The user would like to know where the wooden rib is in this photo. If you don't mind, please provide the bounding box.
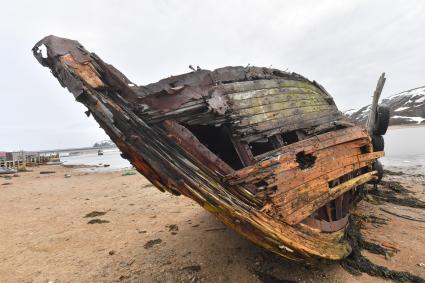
[284,171,378,225]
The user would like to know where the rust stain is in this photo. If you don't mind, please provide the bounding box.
[60,54,104,89]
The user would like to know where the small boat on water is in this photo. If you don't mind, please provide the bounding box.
[33,36,388,262]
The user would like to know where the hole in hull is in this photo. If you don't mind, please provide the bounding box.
[183,124,244,170]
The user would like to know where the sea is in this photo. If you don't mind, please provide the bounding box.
[60,148,131,172]
[381,126,425,175]
[60,127,425,174]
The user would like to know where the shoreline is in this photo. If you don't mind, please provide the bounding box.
[388,124,425,130]
[1,164,424,282]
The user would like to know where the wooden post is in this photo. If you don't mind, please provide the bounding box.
[367,73,386,133]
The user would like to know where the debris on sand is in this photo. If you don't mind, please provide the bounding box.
[353,213,388,227]
[87,219,110,224]
[109,250,115,255]
[40,171,56,174]
[84,211,107,218]
[1,183,12,186]
[380,208,425,223]
[144,239,162,249]
[384,170,406,176]
[181,265,201,273]
[367,181,425,209]
[341,182,425,282]
[255,270,297,283]
[205,227,226,232]
[122,171,136,176]
[342,217,424,283]
[166,224,179,232]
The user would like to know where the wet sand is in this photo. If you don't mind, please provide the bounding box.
[1,165,425,282]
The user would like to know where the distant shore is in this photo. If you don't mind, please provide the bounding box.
[388,123,425,130]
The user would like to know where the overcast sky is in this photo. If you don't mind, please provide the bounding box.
[1,0,424,151]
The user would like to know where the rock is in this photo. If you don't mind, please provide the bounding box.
[109,250,115,255]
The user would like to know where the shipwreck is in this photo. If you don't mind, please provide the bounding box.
[33,36,389,262]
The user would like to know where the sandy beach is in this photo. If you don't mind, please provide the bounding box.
[1,165,425,282]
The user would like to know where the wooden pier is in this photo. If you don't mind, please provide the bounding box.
[0,151,59,170]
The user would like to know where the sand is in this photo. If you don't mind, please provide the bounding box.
[1,165,425,282]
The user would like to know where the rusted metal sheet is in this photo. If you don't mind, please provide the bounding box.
[33,35,386,262]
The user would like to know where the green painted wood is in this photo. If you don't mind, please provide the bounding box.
[234,100,328,117]
[223,79,323,98]
[238,104,335,126]
[228,90,325,110]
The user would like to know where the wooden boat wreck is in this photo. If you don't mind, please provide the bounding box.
[33,35,388,262]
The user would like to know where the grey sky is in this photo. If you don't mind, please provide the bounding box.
[1,0,424,151]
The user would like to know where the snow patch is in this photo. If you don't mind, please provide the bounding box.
[392,115,425,124]
[344,109,357,115]
[415,96,425,103]
[394,107,408,112]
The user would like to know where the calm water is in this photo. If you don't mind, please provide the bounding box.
[381,127,425,174]
[60,127,425,174]
[60,149,131,172]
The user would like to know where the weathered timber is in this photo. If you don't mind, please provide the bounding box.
[285,171,378,225]
[33,35,385,262]
[367,73,386,133]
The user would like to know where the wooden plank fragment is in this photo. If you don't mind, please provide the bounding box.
[270,143,366,193]
[284,171,378,225]
[275,158,378,209]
